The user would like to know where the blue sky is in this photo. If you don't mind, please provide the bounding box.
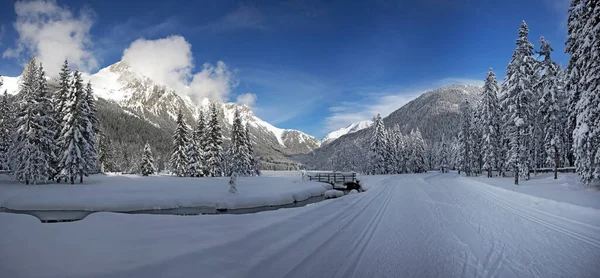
[0,0,570,138]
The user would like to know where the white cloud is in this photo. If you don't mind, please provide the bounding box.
[201,4,267,33]
[122,36,192,90]
[3,0,97,77]
[236,93,257,107]
[189,61,236,103]
[122,36,237,103]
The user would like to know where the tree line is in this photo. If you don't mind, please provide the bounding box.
[141,105,261,177]
[457,6,598,186]
[0,59,98,184]
[333,1,598,186]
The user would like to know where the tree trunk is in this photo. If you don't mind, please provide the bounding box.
[514,168,519,185]
[488,168,492,178]
[70,176,74,184]
[554,145,559,180]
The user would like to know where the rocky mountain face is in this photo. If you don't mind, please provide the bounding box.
[296,84,482,170]
[1,62,320,171]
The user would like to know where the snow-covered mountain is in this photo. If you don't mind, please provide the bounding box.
[89,61,319,152]
[297,84,482,170]
[322,120,373,145]
[1,62,320,170]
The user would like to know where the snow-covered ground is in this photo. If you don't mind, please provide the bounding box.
[0,174,330,212]
[1,173,598,278]
[470,172,600,210]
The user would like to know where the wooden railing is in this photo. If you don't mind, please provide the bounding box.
[306,171,357,184]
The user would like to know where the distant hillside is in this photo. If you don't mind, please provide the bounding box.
[296,84,481,170]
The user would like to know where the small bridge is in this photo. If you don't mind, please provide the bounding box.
[305,171,357,184]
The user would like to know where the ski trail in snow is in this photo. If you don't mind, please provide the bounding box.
[468,181,600,248]
[7,174,598,278]
[332,180,395,278]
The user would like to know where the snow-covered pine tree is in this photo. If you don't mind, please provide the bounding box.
[480,68,501,177]
[97,131,116,173]
[195,110,208,175]
[385,127,398,174]
[170,109,189,177]
[470,103,483,176]
[458,99,473,176]
[410,129,427,173]
[53,59,71,179]
[206,103,223,177]
[569,0,600,184]
[57,70,89,184]
[501,21,537,185]
[244,124,261,176]
[140,142,156,176]
[229,172,237,193]
[390,124,404,174]
[187,114,203,177]
[54,59,70,134]
[536,37,564,179]
[0,90,10,171]
[36,63,58,181]
[440,134,449,173]
[565,0,589,168]
[230,108,251,176]
[11,59,56,184]
[369,114,387,175]
[81,81,98,178]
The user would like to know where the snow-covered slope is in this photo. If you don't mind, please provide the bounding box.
[1,62,320,170]
[302,84,482,169]
[87,61,319,155]
[321,120,373,145]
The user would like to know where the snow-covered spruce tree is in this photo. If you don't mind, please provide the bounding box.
[187,119,203,177]
[501,21,537,185]
[565,0,590,168]
[536,37,564,179]
[53,59,71,179]
[229,172,237,193]
[569,0,600,184]
[170,109,189,177]
[369,114,387,175]
[385,127,398,174]
[11,60,57,184]
[439,134,449,173]
[244,124,261,176]
[206,103,223,177]
[140,142,156,176]
[97,131,116,173]
[480,68,501,177]
[230,108,251,176]
[390,124,404,174]
[410,129,427,173]
[470,103,483,176]
[458,99,473,176]
[81,81,98,177]
[0,90,11,171]
[57,70,90,184]
[195,110,208,175]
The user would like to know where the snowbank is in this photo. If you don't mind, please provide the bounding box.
[470,173,600,210]
[324,189,344,199]
[0,174,330,212]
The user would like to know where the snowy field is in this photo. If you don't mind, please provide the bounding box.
[1,173,599,278]
[0,173,332,213]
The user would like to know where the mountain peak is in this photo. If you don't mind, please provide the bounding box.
[322,120,373,145]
